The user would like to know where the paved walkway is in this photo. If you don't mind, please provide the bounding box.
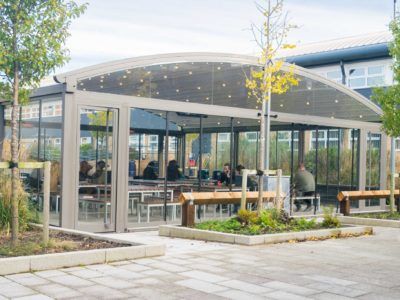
[1,227,400,299]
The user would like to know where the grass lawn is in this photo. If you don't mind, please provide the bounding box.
[195,208,341,235]
[0,226,127,258]
[353,211,400,220]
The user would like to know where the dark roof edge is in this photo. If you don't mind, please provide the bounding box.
[284,43,390,68]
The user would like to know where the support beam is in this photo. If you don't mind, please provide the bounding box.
[358,129,368,210]
[380,133,388,209]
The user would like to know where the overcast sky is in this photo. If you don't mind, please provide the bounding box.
[58,0,394,73]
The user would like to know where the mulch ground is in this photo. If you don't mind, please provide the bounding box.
[0,226,128,258]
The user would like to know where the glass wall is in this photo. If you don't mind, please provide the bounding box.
[2,96,63,226]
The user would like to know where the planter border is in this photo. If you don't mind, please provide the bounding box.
[338,216,400,228]
[159,225,373,246]
[0,225,165,276]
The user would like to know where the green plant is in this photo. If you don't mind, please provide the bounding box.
[0,171,32,232]
[294,217,317,231]
[237,209,258,225]
[322,206,341,228]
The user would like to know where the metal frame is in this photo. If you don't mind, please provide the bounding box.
[18,52,388,232]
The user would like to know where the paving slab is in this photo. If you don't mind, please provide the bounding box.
[2,227,400,299]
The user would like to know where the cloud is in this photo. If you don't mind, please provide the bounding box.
[55,0,392,74]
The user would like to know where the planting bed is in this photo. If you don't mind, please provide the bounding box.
[0,226,165,275]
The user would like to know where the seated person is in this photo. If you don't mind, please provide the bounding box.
[293,163,315,211]
[90,160,106,184]
[234,165,257,191]
[219,163,234,186]
[167,160,182,181]
[143,161,158,180]
[79,161,93,182]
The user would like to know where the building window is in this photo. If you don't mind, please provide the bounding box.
[348,65,385,88]
[218,133,230,142]
[326,70,342,84]
[245,132,258,142]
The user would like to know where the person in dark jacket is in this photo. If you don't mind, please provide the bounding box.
[167,160,182,181]
[143,161,158,180]
[293,162,315,211]
[219,163,234,186]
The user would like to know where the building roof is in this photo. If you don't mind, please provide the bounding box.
[54,52,382,127]
[279,31,392,59]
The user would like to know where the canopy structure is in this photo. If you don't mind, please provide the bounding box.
[55,52,382,131]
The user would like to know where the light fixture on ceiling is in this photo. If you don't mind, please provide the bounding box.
[306,101,310,106]
[156,91,160,95]
[174,65,179,69]
[359,115,363,119]
[119,82,123,86]
[80,82,84,86]
[188,71,193,75]
[280,103,284,107]
[222,83,226,87]
[228,94,232,98]
[100,79,103,83]
[205,97,209,100]
[100,75,104,79]
[334,99,339,103]
[217,66,221,70]
[163,75,168,79]
[217,122,221,125]
[147,71,151,74]
[140,79,144,83]
[123,75,127,79]
[237,121,241,124]
[126,70,131,74]
[176,89,180,93]
[100,85,103,89]
[197,86,201,90]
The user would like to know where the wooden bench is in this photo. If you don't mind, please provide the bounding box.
[337,190,400,215]
[179,191,278,227]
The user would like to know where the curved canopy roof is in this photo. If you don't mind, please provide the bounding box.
[55,52,382,123]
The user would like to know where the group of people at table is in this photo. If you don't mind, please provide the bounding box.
[79,158,316,213]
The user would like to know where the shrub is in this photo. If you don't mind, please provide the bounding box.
[293,217,317,231]
[322,206,341,228]
[237,209,258,225]
[0,171,32,232]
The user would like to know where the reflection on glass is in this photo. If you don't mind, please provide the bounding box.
[78,108,115,230]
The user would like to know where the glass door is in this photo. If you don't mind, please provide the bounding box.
[77,107,118,232]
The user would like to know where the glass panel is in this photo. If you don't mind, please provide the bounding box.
[78,107,116,231]
[368,66,383,75]
[238,131,258,170]
[367,76,384,87]
[349,68,365,77]
[349,77,366,88]
[40,98,63,226]
[327,70,341,79]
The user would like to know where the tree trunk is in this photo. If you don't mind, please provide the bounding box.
[11,30,20,245]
